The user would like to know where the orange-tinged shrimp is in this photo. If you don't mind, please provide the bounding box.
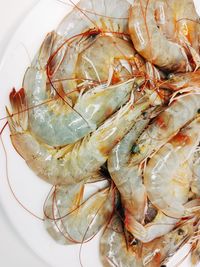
[129,92,200,166]
[129,0,191,72]
[100,214,143,267]
[144,117,200,218]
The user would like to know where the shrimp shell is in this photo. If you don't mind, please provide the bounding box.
[100,214,143,267]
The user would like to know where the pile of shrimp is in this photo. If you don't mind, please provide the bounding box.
[5,0,200,266]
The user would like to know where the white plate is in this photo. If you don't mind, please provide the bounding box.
[0,0,199,267]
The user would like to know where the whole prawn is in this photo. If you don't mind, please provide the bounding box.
[128,162,192,243]
[7,87,150,185]
[144,117,200,218]
[44,180,115,245]
[24,32,138,147]
[128,0,200,72]
[129,91,200,166]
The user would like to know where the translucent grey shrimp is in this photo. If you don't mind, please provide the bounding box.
[100,214,143,267]
[57,0,131,38]
[130,92,200,166]
[144,118,200,218]
[7,88,150,185]
[44,181,115,245]
[108,110,153,227]
[24,32,136,147]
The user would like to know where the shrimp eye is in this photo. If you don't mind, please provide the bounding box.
[178,228,184,235]
[160,265,167,267]
[131,144,140,154]
[167,73,175,80]
[197,108,200,114]
[131,239,139,245]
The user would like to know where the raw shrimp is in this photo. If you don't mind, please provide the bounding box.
[75,35,143,84]
[128,0,191,72]
[144,118,200,218]
[130,92,200,166]
[128,162,192,243]
[7,88,150,185]
[142,217,197,267]
[57,0,131,39]
[131,210,178,244]
[191,148,200,197]
[44,181,115,244]
[171,0,200,69]
[24,32,137,147]
[100,214,142,267]
[108,110,153,225]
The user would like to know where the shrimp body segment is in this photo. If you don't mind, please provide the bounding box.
[191,149,200,197]
[100,215,142,267]
[57,0,131,38]
[7,88,150,185]
[144,118,200,218]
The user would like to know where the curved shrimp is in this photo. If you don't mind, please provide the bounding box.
[108,109,154,226]
[24,32,137,147]
[44,181,115,245]
[128,0,191,72]
[191,148,200,197]
[100,214,143,267]
[57,0,131,39]
[75,35,143,84]
[127,161,192,243]
[171,0,200,69]
[129,92,200,166]
[142,217,198,267]
[7,88,150,185]
[144,117,200,218]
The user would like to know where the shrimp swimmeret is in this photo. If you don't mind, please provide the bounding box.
[7,88,150,185]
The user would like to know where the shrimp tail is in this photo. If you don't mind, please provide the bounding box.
[6,88,28,134]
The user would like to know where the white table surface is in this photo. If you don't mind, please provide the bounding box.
[0,2,48,266]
